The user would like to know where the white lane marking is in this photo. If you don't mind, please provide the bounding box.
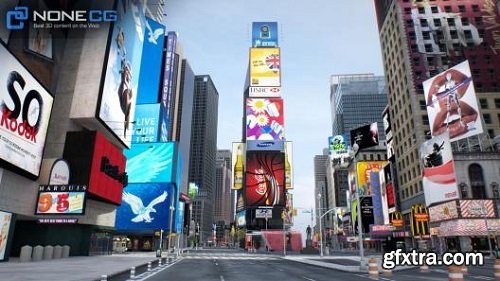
[278,268,284,272]
[137,258,183,281]
[470,276,494,280]
[379,277,395,281]
[302,277,315,281]
[220,275,225,281]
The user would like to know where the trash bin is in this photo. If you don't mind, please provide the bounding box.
[156,249,162,258]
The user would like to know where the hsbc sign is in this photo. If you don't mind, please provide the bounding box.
[249,86,281,97]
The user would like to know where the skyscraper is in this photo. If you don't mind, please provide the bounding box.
[178,59,195,194]
[330,74,388,143]
[215,150,233,225]
[314,151,330,229]
[189,75,219,242]
[374,0,500,214]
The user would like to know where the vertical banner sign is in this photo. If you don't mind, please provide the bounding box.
[371,171,384,225]
[98,0,145,147]
[0,44,54,177]
[420,132,459,206]
[383,164,396,213]
[378,169,390,225]
[423,60,483,142]
[284,141,293,189]
[132,104,161,143]
[382,109,394,159]
[161,32,177,120]
[231,143,245,190]
[410,204,429,237]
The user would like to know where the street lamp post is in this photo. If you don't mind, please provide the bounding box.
[318,193,324,257]
[168,205,175,258]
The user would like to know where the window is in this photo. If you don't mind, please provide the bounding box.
[472,5,480,12]
[423,31,431,40]
[424,44,433,52]
[404,7,412,14]
[422,115,429,125]
[447,18,456,26]
[464,30,472,39]
[431,6,438,13]
[458,5,466,12]
[487,129,495,138]
[461,18,469,26]
[419,100,427,110]
[450,30,458,39]
[479,98,488,109]
[420,19,428,27]
[494,98,500,108]
[476,17,483,25]
[469,164,486,199]
[418,7,425,14]
[444,6,452,13]
[483,113,491,124]
[409,31,416,40]
[434,18,441,27]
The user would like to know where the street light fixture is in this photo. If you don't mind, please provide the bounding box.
[168,205,175,258]
[317,193,323,257]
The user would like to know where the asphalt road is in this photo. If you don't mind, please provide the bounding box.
[139,249,497,281]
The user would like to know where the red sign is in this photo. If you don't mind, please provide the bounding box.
[180,192,191,203]
[414,213,429,222]
[386,182,395,209]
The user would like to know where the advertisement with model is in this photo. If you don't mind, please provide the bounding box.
[249,48,280,87]
[98,0,145,147]
[0,44,54,177]
[115,183,173,231]
[350,122,379,155]
[423,60,483,142]
[0,210,12,261]
[125,142,175,184]
[420,132,459,206]
[246,98,284,141]
[252,22,278,48]
[245,151,285,207]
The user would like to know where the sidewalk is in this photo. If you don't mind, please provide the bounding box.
[0,252,171,281]
[283,254,415,273]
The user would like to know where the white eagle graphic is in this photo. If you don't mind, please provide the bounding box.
[145,19,164,45]
[122,191,168,223]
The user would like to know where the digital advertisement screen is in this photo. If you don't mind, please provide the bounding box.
[0,210,12,261]
[132,104,162,144]
[98,0,145,147]
[245,152,285,207]
[328,135,349,158]
[231,143,245,190]
[0,44,54,177]
[249,48,280,87]
[115,183,174,231]
[350,122,379,154]
[356,161,387,196]
[125,142,175,184]
[252,22,278,48]
[35,185,87,215]
[246,98,284,141]
[237,211,246,227]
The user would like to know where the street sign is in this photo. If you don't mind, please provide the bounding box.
[256,208,273,219]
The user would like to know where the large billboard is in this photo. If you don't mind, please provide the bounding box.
[378,170,390,225]
[420,133,459,206]
[136,18,165,104]
[371,171,384,225]
[245,152,285,207]
[423,60,483,142]
[383,164,396,213]
[115,183,174,231]
[0,44,54,177]
[382,109,394,159]
[429,200,459,223]
[132,104,162,144]
[350,123,379,155]
[356,161,387,196]
[285,141,293,189]
[35,185,87,215]
[231,143,245,190]
[125,142,175,184]
[329,135,349,158]
[252,22,278,48]
[0,210,12,261]
[249,48,281,87]
[246,98,284,141]
[98,0,145,147]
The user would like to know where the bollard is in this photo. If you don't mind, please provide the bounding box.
[380,268,392,276]
[130,267,136,279]
[19,245,32,262]
[461,265,467,275]
[158,258,162,266]
[368,258,379,277]
[147,261,152,272]
[494,259,500,280]
[100,275,107,281]
[448,265,464,281]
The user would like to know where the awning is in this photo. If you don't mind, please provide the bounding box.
[439,219,500,237]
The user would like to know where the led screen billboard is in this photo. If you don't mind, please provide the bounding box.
[356,161,387,196]
[423,60,483,142]
[0,210,12,261]
[246,98,284,141]
[35,185,87,215]
[98,0,145,147]
[176,201,185,233]
[245,152,285,207]
[161,32,178,122]
[0,44,54,177]
[382,109,394,159]
[237,210,246,227]
[136,18,165,104]
[231,143,245,190]
[125,142,175,184]
[252,22,278,48]
[132,104,162,144]
[328,135,349,158]
[115,183,174,231]
[420,133,459,206]
[371,172,384,225]
[350,123,379,155]
[250,48,280,87]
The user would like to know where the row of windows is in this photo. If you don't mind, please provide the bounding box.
[480,99,500,109]
[406,4,481,15]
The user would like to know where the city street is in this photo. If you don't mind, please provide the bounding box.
[134,249,498,281]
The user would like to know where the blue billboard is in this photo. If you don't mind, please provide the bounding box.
[115,183,174,231]
[370,172,383,226]
[252,22,278,48]
[132,104,161,143]
[125,142,175,183]
[175,201,185,233]
[136,18,165,104]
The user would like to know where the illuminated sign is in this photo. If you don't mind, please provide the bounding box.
[246,98,284,141]
[250,48,280,87]
[35,184,87,215]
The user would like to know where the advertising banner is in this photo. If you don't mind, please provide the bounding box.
[255,208,273,219]
[115,183,174,231]
[328,135,349,158]
[429,200,459,223]
[285,141,293,189]
[246,140,284,151]
[237,211,246,227]
[410,204,429,237]
[125,142,175,184]
[423,60,483,142]
[161,32,178,120]
[252,22,278,48]
[371,171,384,225]
[378,170,389,225]
[383,164,396,213]
[350,123,379,155]
[136,18,165,104]
[132,104,161,144]
[36,185,87,215]
[188,182,198,199]
[231,143,245,190]
[0,210,12,261]
[356,161,387,196]
[0,44,54,177]
[98,0,145,147]
[420,133,459,206]
[176,201,185,233]
[246,98,284,141]
[236,190,245,211]
[245,152,285,207]
[460,200,495,218]
[249,86,281,97]
[382,109,394,159]
[250,48,280,87]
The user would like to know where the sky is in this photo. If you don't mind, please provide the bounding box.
[166,0,385,234]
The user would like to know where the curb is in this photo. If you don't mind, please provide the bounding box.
[93,256,176,281]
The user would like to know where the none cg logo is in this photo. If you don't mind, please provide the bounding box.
[6,6,117,30]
